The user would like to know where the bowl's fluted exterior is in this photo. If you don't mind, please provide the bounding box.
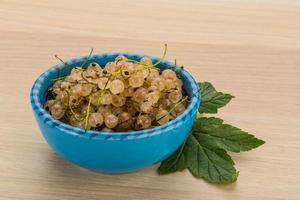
[30,53,201,173]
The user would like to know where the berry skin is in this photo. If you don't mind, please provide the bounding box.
[136,69,149,79]
[60,81,72,90]
[88,113,104,127]
[100,91,112,105]
[162,69,177,80]
[115,55,128,63]
[104,114,119,128]
[128,73,144,88]
[97,105,112,117]
[168,90,182,103]
[132,87,147,103]
[146,91,160,104]
[55,91,68,105]
[140,101,154,113]
[156,109,170,125]
[69,113,84,126]
[140,57,152,65]
[110,79,125,94]
[159,98,172,110]
[70,67,84,81]
[136,115,152,130]
[123,87,134,97]
[117,112,132,130]
[171,104,186,117]
[151,77,165,91]
[72,84,93,97]
[97,77,111,90]
[50,102,66,119]
[147,68,160,82]
[89,91,100,106]
[164,79,175,90]
[44,100,56,111]
[111,94,126,107]
[105,62,119,74]
[69,95,79,106]
[81,104,95,116]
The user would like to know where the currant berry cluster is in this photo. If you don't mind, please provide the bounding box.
[45,55,187,132]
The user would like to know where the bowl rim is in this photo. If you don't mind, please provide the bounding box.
[30,53,201,140]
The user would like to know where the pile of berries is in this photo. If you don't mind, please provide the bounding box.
[44,56,187,132]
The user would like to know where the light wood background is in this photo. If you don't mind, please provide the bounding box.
[1,0,300,199]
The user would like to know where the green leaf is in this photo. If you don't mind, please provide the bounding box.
[158,144,187,175]
[198,82,234,113]
[185,134,238,183]
[193,117,266,152]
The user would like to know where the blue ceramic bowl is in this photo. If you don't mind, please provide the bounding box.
[30,53,201,173]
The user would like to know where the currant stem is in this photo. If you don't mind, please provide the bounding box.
[80,48,94,68]
[84,98,92,130]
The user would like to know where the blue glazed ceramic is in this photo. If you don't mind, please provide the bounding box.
[30,53,201,173]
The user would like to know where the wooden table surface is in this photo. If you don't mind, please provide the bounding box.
[1,0,300,199]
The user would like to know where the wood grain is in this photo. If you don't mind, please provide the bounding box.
[0,0,300,199]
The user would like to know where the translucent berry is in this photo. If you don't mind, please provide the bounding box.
[104,114,119,128]
[140,57,152,65]
[123,87,134,97]
[136,115,152,130]
[147,85,159,93]
[117,112,132,130]
[50,102,66,119]
[44,100,56,111]
[111,94,126,107]
[156,109,170,125]
[164,79,175,90]
[140,101,154,113]
[128,73,144,88]
[104,62,119,74]
[88,113,104,127]
[132,87,147,103]
[81,104,95,116]
[115,55,128,63]
[70,67,84,81]
[159,98,172,110]
[55,91,68,105]
[97,105,112,117]
[146,91,160,104]
[87,63,102,74]
[136,69,149,79]
[126,101,139,116]
[111,106,124,116]
[69,113,84,126]
[121,69,131,78]
[147,68,160,82]
[73,120,88,129]
[168,90,182,103]
[89,91,100,106]
[151,77,165,91]
[171,104,185,117]
[110,79,125,94]
[97,77,111,90]
[162,69,177,80]
[60,81,72,90]
[100,91,112,105]
[69,95,79,106]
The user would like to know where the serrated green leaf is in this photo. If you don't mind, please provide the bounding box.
[198,82,234,113]
[193,117,265,152]
[158,144,187,175]
[185,134,238,183]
